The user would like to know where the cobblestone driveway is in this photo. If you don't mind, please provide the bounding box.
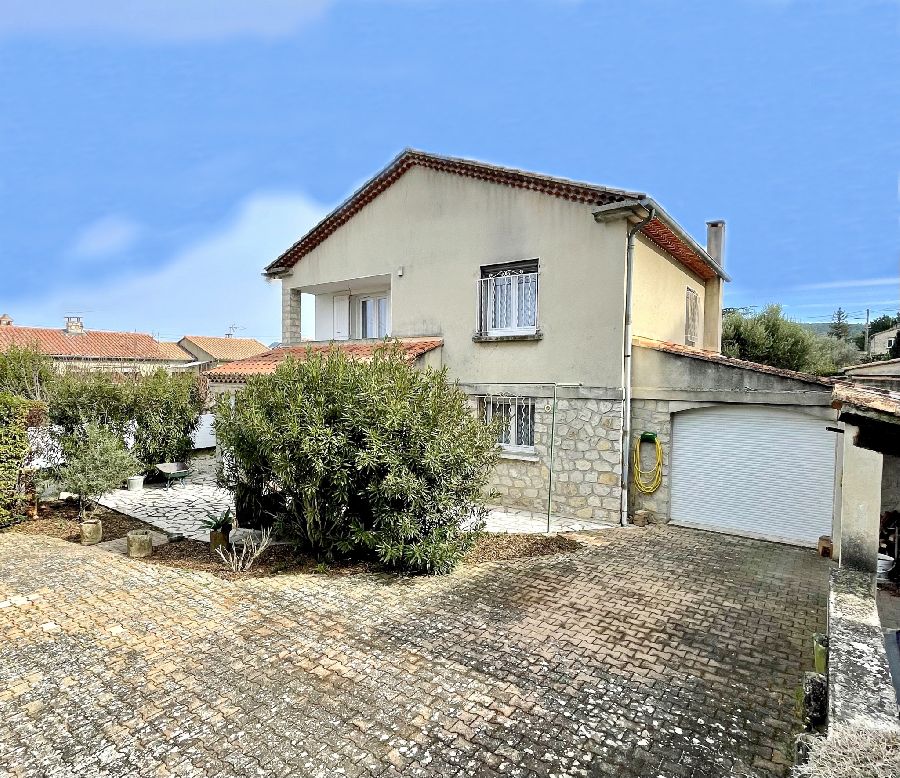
[0,527,828,777]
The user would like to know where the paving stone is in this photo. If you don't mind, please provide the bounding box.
[0,526,829,777]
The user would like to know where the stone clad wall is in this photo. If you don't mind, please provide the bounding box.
[629,400,672,520]
[485,397,623,524]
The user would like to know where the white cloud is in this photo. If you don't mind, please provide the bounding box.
[794,276,899,291]
[13,192,326,344]
[70,215,142,259]
[0,0,334,42]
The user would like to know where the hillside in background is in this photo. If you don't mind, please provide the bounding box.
[801,322,866,338]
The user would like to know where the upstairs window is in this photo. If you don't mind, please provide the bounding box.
[358,293,389,338]
[480,395,536,453]
[477,260,539,337]
[685,287,700,347]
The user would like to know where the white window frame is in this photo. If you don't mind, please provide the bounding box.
[888,338,895,349]
[480,395,536,454]
[477,263,539,337]
[685,287,700,347]
[357,293,390,339]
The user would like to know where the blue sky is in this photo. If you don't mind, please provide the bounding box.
[1,0,897,344]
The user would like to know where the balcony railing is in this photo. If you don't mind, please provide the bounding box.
[476,271,539,337]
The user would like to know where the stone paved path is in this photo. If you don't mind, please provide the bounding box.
[98,454,613,539]
[98,454,231,542]
[0,526,828,777]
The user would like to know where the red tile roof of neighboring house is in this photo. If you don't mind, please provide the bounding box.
[179,336,269,362]
[832,382,900,420]
[843,356,900,373]
[206,338,443,382]
[0,324,169,361]
[156,341,195,361]
[263,149,721,281]
[633,336,834,386]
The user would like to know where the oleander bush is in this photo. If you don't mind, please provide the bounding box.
[214,342,498,574]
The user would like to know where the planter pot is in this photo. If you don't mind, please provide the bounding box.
[126,475,145,492]
[127,530,153,559]
[80,519,102,545]
[209,527,231,557]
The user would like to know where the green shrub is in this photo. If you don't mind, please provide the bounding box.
[58,423,140,516]
[214,342,498,574]
[0,345,55,401]
[129,370,204,466]
[48,369,203,470]
[0,393,30,526]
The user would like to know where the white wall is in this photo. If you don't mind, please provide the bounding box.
[283,166,631,388]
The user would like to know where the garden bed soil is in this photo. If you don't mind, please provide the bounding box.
[2,501,156,543]
[463,532,583,564]
[145,531,585,580]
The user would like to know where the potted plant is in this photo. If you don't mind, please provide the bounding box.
[201,507,233,556]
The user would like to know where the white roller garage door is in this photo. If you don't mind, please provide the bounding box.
[670,405,835,546]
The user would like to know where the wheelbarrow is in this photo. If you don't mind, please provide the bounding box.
[156,462,192,489]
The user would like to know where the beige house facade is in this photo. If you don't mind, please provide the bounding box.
[215,150,840,543]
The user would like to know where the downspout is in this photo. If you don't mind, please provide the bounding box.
[620,206,656,526]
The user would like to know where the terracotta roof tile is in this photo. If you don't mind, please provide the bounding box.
[156,341,195,361]
[633,336,834,386]
[832,382,900,419]
[0,325,168,360]
[180,336,269,361]
[207,338,443,382]
[264,150,715,279]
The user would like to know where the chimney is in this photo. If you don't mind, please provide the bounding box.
[0,313,12,327]
[64,316,84,334]
[706,220,726,266]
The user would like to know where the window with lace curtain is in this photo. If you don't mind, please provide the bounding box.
[685,287,700,347]
[477,259,539,337]
[479,395,536,453]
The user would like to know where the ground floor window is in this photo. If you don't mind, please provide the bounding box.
[480,395,536,452]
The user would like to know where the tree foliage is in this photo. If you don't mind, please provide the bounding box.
[828,307,850,341]
[722,305,814,371]
[48,369,203,469]
[58,423,140,516]
[214,342,498,575]
[0,393,31,526]
[0,346,54,402]
[722,305,859,375]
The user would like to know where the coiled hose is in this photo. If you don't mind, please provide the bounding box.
[632,435,663,494]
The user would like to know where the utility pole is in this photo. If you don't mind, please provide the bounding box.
[865,308,870,356]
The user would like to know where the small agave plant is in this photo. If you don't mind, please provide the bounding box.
[200,507,233,555]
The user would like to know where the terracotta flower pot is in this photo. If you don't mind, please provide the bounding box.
[80,519,102,545]
[209,526,231,556]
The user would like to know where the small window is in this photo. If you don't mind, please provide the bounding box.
[477,260,539,336]
[685,287,700,347]
[358,294,389,338]
[480,395,535,452]
[889,338,895,349]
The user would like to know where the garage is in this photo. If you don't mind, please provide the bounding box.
[670,405,837,546]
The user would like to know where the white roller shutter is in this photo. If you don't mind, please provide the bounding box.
[670,405,835,546]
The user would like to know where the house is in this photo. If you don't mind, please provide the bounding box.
[842,357,900,392]
[175,335,269,372]
[209,149,841,545]
[0,315,190,374]
[868,328,898,357]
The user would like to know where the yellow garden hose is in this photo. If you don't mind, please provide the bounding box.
[632,434,663,494]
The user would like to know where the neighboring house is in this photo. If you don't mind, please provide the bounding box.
[209,150,841,546]
[0,315,188,374]
[176,335,269,372]
[868,328,898,357]
[842,357,900,392]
